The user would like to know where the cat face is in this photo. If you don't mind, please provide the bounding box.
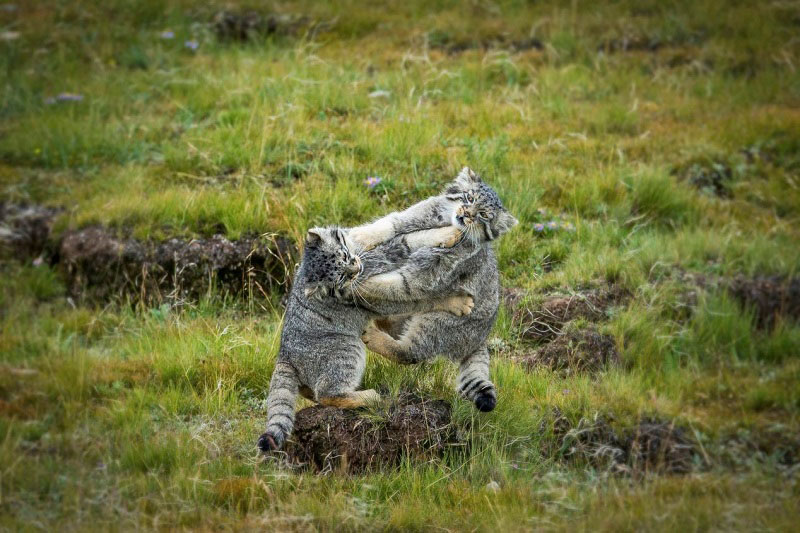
[444,167,518,242]
[302,226,363,299]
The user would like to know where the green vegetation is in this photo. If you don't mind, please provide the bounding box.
[1,1,799,530]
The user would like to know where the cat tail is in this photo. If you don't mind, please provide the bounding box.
[258,361,300,452]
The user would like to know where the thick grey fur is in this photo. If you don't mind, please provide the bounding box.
[258,224,472,452]
[351,168,518,413]
[258,167,517,453]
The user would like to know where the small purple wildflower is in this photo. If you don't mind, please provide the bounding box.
[546,220,559,229]
[562,389,570,395]
[160,30,175,40]
[562,222,575,231]
[533,223,545,232]
[184,40,199,51]
[57,93,83,102]
[364,176,382,189]
[510,463,520,470]
[45,93,84,105]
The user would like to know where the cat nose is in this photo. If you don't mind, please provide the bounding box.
[347,257,361,273]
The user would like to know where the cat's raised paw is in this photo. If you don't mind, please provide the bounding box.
[446,295,474,316]
[474,388,497,412]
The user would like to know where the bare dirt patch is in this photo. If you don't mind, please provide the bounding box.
[728,276,800,329]
[515,328,620,375]
[719,425,800,470]
[57,227,295,303]
[213,10,313,41]
[672,160,735,198]
[507,285,629,341]
[281,393,458,474]
[598,31,705,54]
[427,30,544,55]
[673,271,800,329]
[544,408,696,475]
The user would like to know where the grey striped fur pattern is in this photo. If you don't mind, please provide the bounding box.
[355,168,518,412]
[258,167,518,452]
[258,224,473,452]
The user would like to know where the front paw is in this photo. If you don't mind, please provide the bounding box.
[437,228,464,248]
[361,325,386,347]
[348,228,378,251]
[447,295,474,316]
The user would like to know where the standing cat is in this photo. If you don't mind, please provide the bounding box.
[258,224,470,452]
[347,168,518,412]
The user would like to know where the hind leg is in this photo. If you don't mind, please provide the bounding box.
[456,345,497,412]
[318,389,381,408]
[313,347,381,408]
[362,315,439,365]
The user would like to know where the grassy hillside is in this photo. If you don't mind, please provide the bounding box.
[1,1,799,530]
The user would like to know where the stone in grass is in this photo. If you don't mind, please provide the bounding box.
[281,393,458,474]
[517,328,620,376]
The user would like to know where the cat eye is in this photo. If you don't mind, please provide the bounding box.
[478,211,488,219]
[465,192,475,203]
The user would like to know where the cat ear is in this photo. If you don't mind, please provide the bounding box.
[456,166,482,186]
[495,211,518,235]
[446,167,482,194]
[305,228,323,247]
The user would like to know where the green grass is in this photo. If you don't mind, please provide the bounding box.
[2,0,800,530]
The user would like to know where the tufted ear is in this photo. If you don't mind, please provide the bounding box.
[455,166,482,187]
[495,210,519,236]
[446,167,483,195]
[305,228,323,247]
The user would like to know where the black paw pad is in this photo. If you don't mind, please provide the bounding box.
[474,389,497,412]
[257,432,279,453]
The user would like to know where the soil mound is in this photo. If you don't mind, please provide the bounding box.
[729,275,800,329]
[509,285,629,340]
[0,202,59,258]
[283,394,457,474]
[213,10,311,41]
[545,409,696,474]
[58,227,294,303]
[517,329,620,375]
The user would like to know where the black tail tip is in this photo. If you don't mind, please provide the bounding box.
[257,432,279,453]
[474,391,497,412]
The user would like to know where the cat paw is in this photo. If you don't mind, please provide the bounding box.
[474,387,497,412]
[257,432,279,453]
[360,389,382,404]
[447,295,474,316]
[347,227,379,250]
[437,227,464,248]
[361,325,385,347]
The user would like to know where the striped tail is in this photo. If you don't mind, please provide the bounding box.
[258,361,300,452]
